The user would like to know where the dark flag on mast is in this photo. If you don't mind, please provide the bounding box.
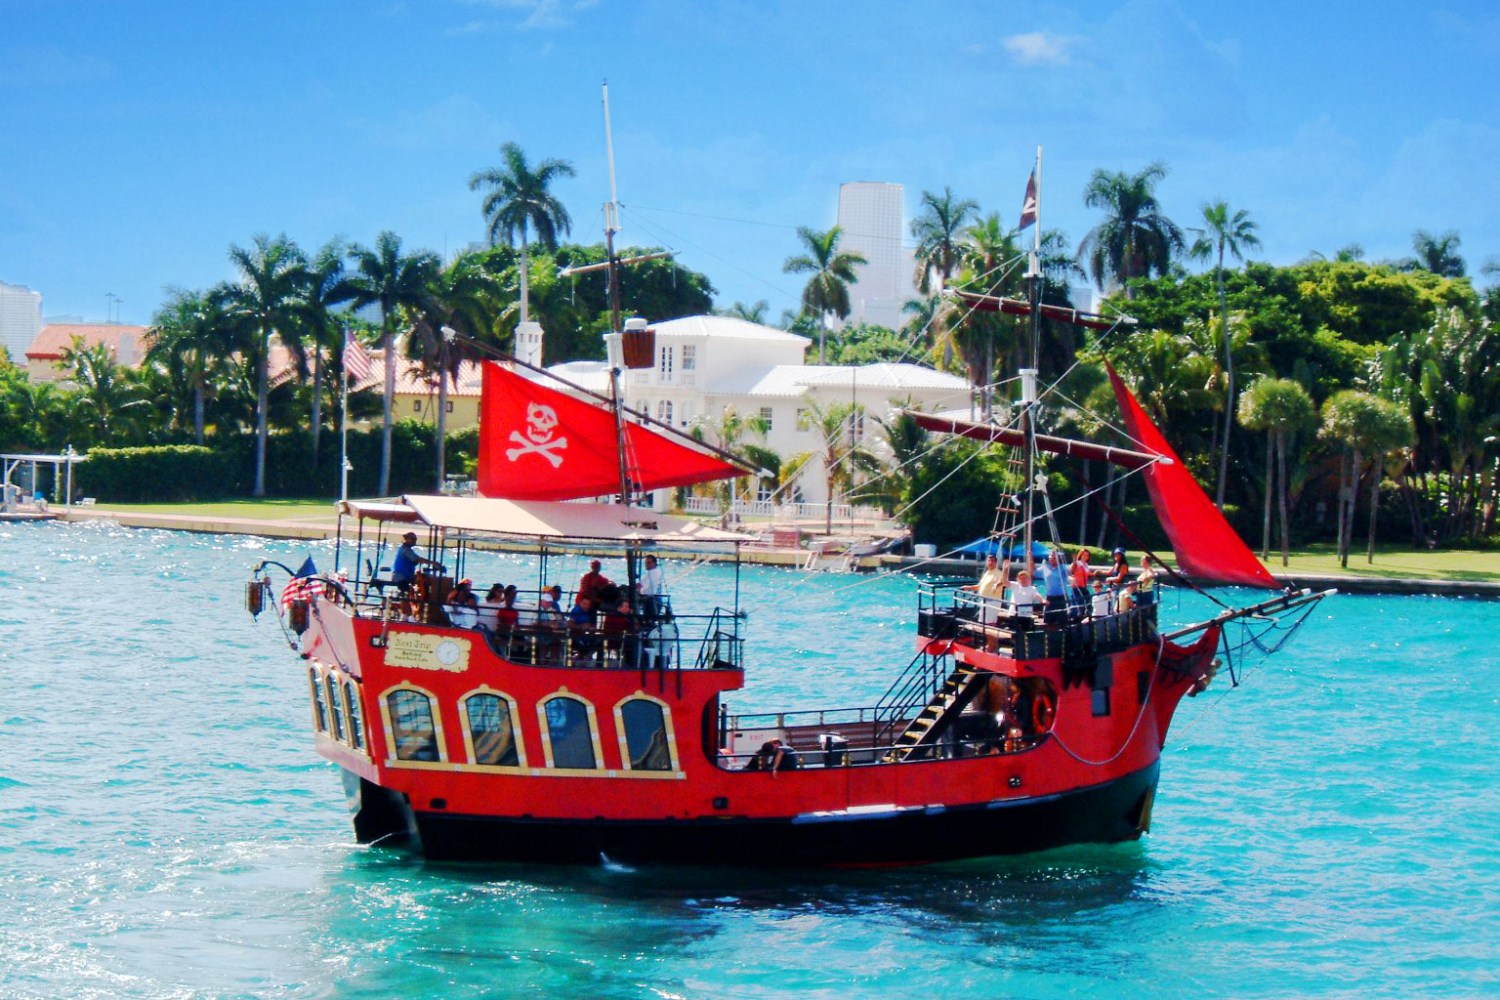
[1018,166,1039,231]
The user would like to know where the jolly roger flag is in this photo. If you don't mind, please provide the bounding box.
[477,361,745,501]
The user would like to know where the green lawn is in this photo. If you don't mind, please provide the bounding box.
[86,499,340,521]
[1257,543,1498,582]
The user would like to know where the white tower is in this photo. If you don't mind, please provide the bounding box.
[515,320,544,368]
[0,281,44,364]
[835,182,915,331]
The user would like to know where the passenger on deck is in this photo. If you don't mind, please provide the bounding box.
[446,579,480,629]
[746,738,798,773]
[1090,578,1113,618]
[391,531,441,597]
[1008,570,1042,617]
[1103,547,1131,595]
[1135,555,1158,607]
[536,585,565,626]
[969,555,1009,624]
[601,594,635,665]
[1070,548,1094,617]
[567,595,601,659]
[1040,549,1069,621]
[577,560,612,606]
[477,584,506,632]
[637,554,667,622]
[1117,581,1137,612]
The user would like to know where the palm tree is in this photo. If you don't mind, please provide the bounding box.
[1237,377,1315,566]
[1410,229,1465,277]
[1190,200,1261,509]
[59,337,147,447]
[794,399,879,535]
[469,142,576,328]
[1076,162,1184,299]
[411,253,503,490]
[346,231,442,495]
[910,187,979,294]
[1321,390,1389,567]
[146,287,236,445]
[720,300,770,323]
[698,405,772,523]
[286,240,356,469]
[782,225,867,364]
[1361,397,1415,563]
[223,234,309,496]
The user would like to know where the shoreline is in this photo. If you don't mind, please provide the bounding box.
[50,506,1500,599]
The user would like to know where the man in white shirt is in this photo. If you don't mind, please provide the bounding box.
[638,554,667,622]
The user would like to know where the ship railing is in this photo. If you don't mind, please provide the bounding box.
[718,704,1048,769]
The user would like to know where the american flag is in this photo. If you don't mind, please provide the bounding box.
[344,331,375,385]
[1018,166,1039,231]
[281,556,326,610]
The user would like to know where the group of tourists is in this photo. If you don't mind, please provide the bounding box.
[432,555,675,668]
[970,545,1158,623]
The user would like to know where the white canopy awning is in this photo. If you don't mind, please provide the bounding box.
[341,494,751,545]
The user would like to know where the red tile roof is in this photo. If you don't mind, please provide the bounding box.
[26,323,148,362]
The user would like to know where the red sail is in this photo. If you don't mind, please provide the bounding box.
[478,362,744,501]
[1106,362,1279,589]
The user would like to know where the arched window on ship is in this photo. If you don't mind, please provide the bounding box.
[540,694,597,769]
[463,691,522,767]
[617,697,674,772]
[308,667,329,733]
[385,688,442,762]
[325,673,345,742]
[342,679,366,751]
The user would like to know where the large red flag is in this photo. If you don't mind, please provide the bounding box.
[1106,362,1278,588]
[478,362,745,501]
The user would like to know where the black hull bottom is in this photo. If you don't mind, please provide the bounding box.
[343,762,1160,867]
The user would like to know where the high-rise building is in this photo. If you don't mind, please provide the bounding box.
[0,281,44,364]
[835,182,915,332]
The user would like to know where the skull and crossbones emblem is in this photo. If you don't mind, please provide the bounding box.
[506,402,568,468]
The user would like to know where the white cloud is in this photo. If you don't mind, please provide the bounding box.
[1002,32,1074,66]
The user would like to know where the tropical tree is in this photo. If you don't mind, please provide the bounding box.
[793,399,880,534]
[410,253,504,490]
[223,234,309,496]
[292,240,357,469]
[3,371,67,450]
[1076,162,1184,299]
[1320,390,1390,567]
[145,286,236,445]
[1409,229,1465,278]
[346,231,441,495]
[910,186,979,294]
[1189,200,1262,508]
[720,300,770,323]
[1237,377,1316,566]
[782,225,867,365]
[1361,398,1415,562]
[59,338,147,446]
[697,404,772,523]
[469,141,576,328]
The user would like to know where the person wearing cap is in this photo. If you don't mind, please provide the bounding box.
[391,531,440,592]
[446,579,479,629]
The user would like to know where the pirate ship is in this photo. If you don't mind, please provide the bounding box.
[248,148,1326,866]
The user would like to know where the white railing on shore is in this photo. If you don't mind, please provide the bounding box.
[681,497,886,522]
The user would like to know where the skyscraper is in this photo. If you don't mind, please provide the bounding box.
[0,281,44,364]
[835,182,915,332]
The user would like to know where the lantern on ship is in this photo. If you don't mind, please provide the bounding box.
[619,317,656,370]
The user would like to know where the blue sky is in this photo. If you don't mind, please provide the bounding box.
[2,0,1496,326]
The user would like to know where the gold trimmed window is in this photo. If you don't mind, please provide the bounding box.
[308,667,329,733]
[386,688,441,762]
[617,697,675,772]
[325,674,346,742]
[462,691,522,767]
[540,694,598,769]
[343,679,366,751]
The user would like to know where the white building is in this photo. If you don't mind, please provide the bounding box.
[552,314,969,505]
[0,281,44,364]
[835,182,916,332]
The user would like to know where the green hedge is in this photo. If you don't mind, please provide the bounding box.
[76,421,473,502]
[76,445,237,502]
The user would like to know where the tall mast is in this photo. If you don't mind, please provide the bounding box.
[602,81,639,596]
[1021,145,1043,573]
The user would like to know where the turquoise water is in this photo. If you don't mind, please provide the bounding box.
[3,520,1497,998]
